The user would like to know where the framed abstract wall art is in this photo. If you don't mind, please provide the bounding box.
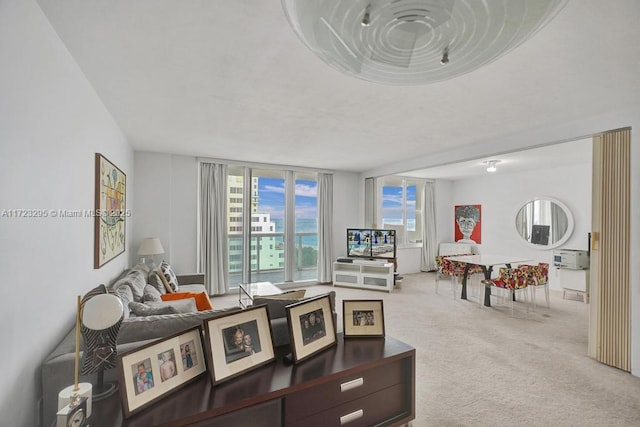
[454,204,481,244]
[94,153,127,268]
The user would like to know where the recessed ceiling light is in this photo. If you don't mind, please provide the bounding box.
[484,160,501,172]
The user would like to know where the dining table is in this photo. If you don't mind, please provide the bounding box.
[445,254,531,307]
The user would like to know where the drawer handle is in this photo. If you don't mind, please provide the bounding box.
[340,377,364,392]
[340,409,364,425]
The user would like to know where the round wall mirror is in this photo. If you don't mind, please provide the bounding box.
[514,197,574,249]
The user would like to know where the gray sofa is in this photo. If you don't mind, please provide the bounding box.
[41,265,335,424]
[41,265,236,424]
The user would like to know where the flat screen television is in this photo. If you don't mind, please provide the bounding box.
[347,228,396,260]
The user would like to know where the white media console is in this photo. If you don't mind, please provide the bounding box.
[333,259,395,292]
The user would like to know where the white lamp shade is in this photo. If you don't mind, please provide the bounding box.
[82,294,123,330]
[137,237,165,256]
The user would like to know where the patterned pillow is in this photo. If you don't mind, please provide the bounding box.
[156,261,179,293]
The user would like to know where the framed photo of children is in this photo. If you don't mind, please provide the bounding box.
[342,300,385,338]
[116,325,206,418]
[203,305,275,385]
[286,294,337,363]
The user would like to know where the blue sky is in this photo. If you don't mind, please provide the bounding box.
[257,177,317,219]
[382,184,416,221]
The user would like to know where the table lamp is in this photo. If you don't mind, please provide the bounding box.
[137,237,165,270]
[57,296,93,418]
[80,285,124,401]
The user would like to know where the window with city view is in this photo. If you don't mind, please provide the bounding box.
[226,167,318,287]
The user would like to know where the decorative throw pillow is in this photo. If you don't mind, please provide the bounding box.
[148,271,167,294]
[129,301,178,317]
[156,261,179,293]
[147,299,197,314]
[143,284,162,303]
[113,284,133,320]
[111,270,146,303]
[161,291,213,311]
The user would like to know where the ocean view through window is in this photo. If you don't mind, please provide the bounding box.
[379,177,424,245]
[227,167,318,287]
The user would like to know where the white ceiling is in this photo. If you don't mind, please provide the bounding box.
[36,0,640,173]
[404,137,592,180]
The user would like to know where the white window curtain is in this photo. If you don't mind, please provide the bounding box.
[317,173,333,283]
[421,181,437,271]
[199,162,229,295]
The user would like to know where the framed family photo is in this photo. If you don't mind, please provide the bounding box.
[94,153,127,268]
[286,294,337,363]
[203,305,275,385]
[343,300,385,338]
[117,326,206,418]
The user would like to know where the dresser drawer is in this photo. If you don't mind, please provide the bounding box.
[287,383,407,427]
[286,358,405,422]
[186,399,281,427]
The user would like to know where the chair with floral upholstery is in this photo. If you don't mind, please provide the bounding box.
[520,263,550,309]
[435,255,483,300]
[482,267,530,316]
[435,256,464,298]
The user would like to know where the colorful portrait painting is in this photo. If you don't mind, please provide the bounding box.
[454,205,481,244]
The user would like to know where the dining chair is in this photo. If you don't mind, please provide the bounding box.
[482,267,530,316]
[435,256,460,298]
[520,263,550,309]
[435,255,483,300]
[451,257,485,300]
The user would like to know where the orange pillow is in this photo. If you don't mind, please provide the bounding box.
[161,291,213,311]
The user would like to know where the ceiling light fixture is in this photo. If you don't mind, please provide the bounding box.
[440,46,449,65]
[281,0,568,85]
[361,4,371,27]
[485,160,500,172]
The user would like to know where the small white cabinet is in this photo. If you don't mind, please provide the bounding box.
[560,268,589,303]
[333,260,394,292]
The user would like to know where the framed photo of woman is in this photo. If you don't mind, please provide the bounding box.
[203,305,275,385]
[286,294,337,363]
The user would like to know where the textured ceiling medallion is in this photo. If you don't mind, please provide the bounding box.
[282,0,568,85]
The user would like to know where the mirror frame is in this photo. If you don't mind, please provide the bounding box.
[514,196,574,250]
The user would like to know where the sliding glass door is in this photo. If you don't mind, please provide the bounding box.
[226,166,317,287]
[294,173,318,281]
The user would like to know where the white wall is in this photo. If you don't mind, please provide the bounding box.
[364,107,640,377]
[133,153,361,277]
[332,171,361,259]
[0,1,133,426]
[369,159,591,279]
[450,161,592,289]
[132,153,198,273]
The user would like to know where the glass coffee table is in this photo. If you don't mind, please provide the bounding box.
[238,282,283,308]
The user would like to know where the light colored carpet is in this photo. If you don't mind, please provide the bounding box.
[213,273,640,426]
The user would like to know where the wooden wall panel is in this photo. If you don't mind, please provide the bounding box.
[593,128,630,371]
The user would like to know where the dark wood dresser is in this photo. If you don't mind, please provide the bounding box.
[90,334,415,426]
